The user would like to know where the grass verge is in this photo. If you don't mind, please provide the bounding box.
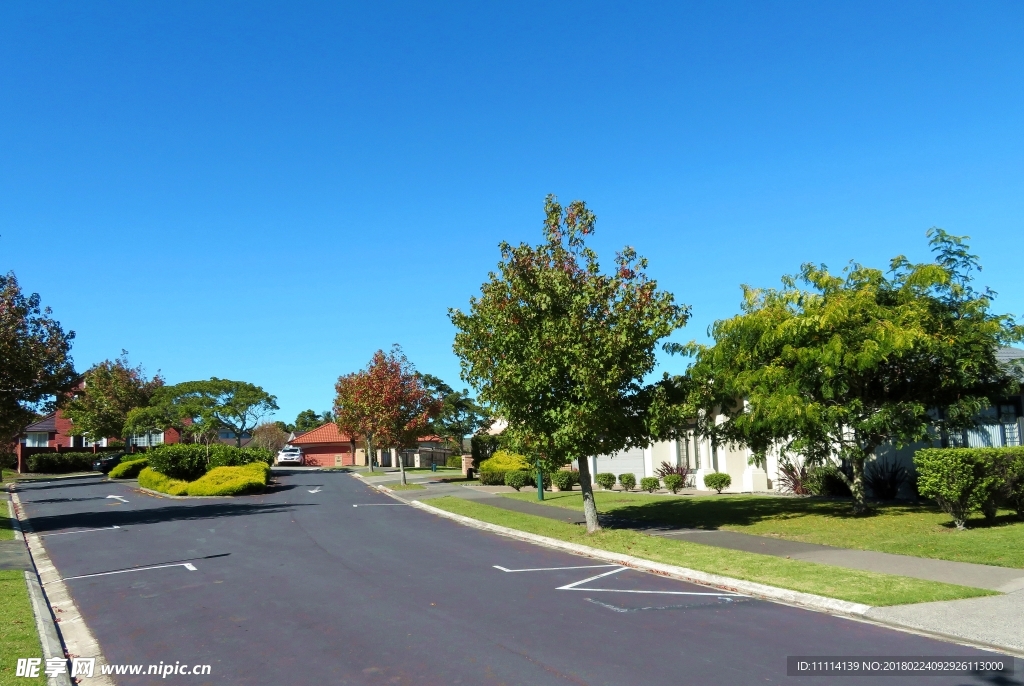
[0,571,45,685]
[387,483,426,491]
[429,497,992,606]
[505,491,1024,569]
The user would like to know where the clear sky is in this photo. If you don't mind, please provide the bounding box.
[2,1,1022,425]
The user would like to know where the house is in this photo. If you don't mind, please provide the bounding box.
[14,410,182,472]
[286,424,454,468]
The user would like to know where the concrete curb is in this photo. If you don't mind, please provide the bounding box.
[24,570,73,686]
[407,498,873,616]
[10,490,115,685]
[134,485,234,500]
[7,495,24,541]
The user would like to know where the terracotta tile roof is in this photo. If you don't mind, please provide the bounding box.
[417,435,445,443]
[289,423,354,445]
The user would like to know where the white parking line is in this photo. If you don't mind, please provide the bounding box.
[352,504,406,507]
[39,526,121,537]
[497,563,745,597]
[49,562,198,584]
[494,564,619,573]
[106,495,128,503]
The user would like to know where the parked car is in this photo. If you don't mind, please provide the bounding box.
[92,453,124,474]
[276,446,304,466]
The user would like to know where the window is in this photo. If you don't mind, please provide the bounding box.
[130,432,164,447]
[26,432,49,448]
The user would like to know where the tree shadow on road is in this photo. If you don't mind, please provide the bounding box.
[23,502,310,533]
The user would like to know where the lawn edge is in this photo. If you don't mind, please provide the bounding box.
[408,497,873,615]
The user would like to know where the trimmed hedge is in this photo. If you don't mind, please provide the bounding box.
[479,451,530,472]
[551,470,579,491]
[146,443,273,482]
[139,462,269,497]
[595,473,617,490]
[915,447,1023,529]
[640,476,660,493]
[446,454,463,469]
[618,473,636,491]
[27,451,101,474]
[504,471,531,491]
[664,474,684,493]
[704,472,731,493]
[108,457,148,479]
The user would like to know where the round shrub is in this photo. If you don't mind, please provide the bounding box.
[915,447,1007,529]
[480,450,530,473]
[595,473,617,490]
[108,457,148,479]
[504,471,531,491]
[640,476,660,493]
[663,474,684,493]
[704,472,731,493]
[146,444,211,481]
[618,473,636,491]
[551,470,579,491]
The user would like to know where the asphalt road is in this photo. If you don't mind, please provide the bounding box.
[13,471,1018,686]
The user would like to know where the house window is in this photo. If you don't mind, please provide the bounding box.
[130,432,164,447]
[26,432,49,448]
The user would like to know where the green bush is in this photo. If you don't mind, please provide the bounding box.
[186,463,269,496]
[446,454,464,469]
[618,473,636,491]
[504,471,531,491]
[663,474,684,493]
[640,476,660,493]
[138,467,189,496]
[704,472,731,493]
[108,457,148,479]
[479,450,530,472]
[595,473,617,490]
[804,463,852,497]
[551,470,579,491]
[146,443,272,482]
[27,451,99,473]
[915,448,1012,529]
[479,470,508,485]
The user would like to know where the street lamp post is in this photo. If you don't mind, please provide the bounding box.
[536,453,544,501]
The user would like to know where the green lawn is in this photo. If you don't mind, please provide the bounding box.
[387,483,426,491]
[0,513,12,542]
[0,572,45,685]
[429,497,991,607]
[504,491,1024,569]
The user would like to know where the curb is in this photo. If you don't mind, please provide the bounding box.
[24,570,72,686]
[407,498,872,616]
[134,486,234,500]
[10,489,115,685]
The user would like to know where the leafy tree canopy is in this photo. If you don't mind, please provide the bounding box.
[450,195,689,531]
[418,373,492,453]
[64,351,163,441]
[153,378,279,448]
[684,229,1023,512]
[289,409,334,434]
[0,271,77,441]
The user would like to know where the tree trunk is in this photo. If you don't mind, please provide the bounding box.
[850,456,868,514]
[397,448,407,485]
[576,456,601,533]
[366,436,375,473]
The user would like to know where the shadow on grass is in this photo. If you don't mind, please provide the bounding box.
[23,501,310,533]
[598,496,939,530]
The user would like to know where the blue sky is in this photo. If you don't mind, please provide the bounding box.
[2,1,1022,425]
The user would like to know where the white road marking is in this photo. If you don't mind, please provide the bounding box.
[494,564,619,573]
[352,504,405,507]
[105,495,128,503]
[48,562,198,584]
[308,487,322,493]
[39,526,121,537]
[498,563,745,597]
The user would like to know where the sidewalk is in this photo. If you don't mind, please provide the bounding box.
[384,478,1024,654]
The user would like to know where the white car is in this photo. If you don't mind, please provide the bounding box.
[276,446,304,466]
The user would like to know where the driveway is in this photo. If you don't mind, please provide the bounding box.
[12,472,1014,685]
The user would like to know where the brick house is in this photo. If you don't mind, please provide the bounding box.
[287,423,359,467]
[15,410,182,472]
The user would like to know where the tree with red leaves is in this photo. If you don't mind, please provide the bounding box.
[335,345,441,484]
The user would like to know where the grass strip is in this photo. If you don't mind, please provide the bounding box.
[504,491,1024,569]
[387,483,426,491]
[0,571,46,685]
[429,496,993,607]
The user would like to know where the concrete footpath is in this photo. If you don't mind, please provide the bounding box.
[364,472,1024,654]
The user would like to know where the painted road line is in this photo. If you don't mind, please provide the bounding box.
[552,565,746,597]
[308,487,322,493]
[50,562,198,584]
[494,564,620,573]
[556,566,629,589]
[352,504,406,507]
[39,526,121,537]
[105,495,128,503]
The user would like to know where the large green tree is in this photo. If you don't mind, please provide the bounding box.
[154,378,279,447]
[0,272,77,443]
[64,352,164,443]
[685,229,1023,513]
[418,373,492,454]
[450,195,690,532]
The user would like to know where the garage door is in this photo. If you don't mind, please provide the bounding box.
[594,447,645,479]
